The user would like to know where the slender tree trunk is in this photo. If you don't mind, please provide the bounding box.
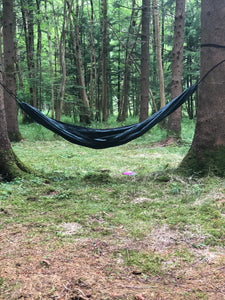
[111,21,157,115]
[179,0,225,176]
[101,0,108,122]
[153,0,165,109]
[117,0,140,122]
[118,65,130,121]
[87,0,97,119]
[73,0,90,124]
[139,0,150,122]
[15,49,24,89]
[36,0,42,108]
[2,0,22,142]
[167,0,185,138]
[20,0,37,108]
[152,4,157,89]
[44,0,55,119]
[55,0,67,121]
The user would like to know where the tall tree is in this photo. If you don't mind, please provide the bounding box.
[20,0,37,108]
[118,0,140,122]
[167,0,186,138]
[87,0,98,119]
[55,0,70,121]
[73,0,90,124]
[0,36,29,181]
[44,0,55,119]
[3,0,22,141]
[36,0,42,107]
[153,0,165,109]
[139,0,150,122]
[179,0,225,176]
[101,0,108,121]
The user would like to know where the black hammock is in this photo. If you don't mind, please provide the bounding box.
[18,84,197,149]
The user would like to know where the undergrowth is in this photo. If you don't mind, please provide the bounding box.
[0,116,224,298]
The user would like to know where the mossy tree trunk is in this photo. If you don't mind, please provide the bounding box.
[179,0,225,176]
[0,98,30,181]
[0,49,30,181]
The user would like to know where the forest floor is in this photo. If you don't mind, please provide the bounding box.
[0,123,225,299]
[0,222,224,299]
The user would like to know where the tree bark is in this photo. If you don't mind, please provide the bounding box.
[153,0,165,109]
[36,0,42,108]
[139,0,150,122]
[20,0,37,108]
[0,43,29,181]
[101,0,108,122]
[44,0,55,119]
[117,0,139,122]
[72,0,90,124]
[2,0,22,142]
[179,0,225,176]
[87,0,97,119]
[55,0,69,121]
[167,0,185,138]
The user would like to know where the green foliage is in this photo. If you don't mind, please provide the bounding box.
[13,0,200,121]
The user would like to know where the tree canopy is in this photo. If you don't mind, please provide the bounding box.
[1,0,200,123]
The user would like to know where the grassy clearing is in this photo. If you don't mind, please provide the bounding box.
[0,118,225,299]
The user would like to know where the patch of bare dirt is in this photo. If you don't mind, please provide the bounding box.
[0,224,225,299]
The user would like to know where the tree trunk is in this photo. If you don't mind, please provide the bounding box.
[36,0,42,108]
[87,0,97,119]
[167,0,185,138]
[0,45,29,181]
[101,0,108,122]
[117,0,139,122]
[55,0,68,121]
[139,0,150,122]
[161,0,165,65]
[153,0,165,109]
[73,0,90,124]
[179,0,225,176]
[2,0,22,142]
[44,0,55,119]
[20,0,37,108]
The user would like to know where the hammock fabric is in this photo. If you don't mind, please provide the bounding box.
[18,84,198,149]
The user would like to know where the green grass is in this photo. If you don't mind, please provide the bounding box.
[0,117,225,262]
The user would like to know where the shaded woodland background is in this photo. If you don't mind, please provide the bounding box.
[7,0,200,124]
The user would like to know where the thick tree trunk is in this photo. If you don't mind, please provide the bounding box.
[167,0,185,138]
[139,0,150,122]
[3,0,22,142]
[0,54,30,181]
[179,0,225,176]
